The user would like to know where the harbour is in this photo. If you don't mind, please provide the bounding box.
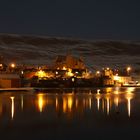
[0,54,139,89]
[1,0,140,139]
[0,87,139,140]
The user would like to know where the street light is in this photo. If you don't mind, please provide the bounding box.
[10,63,16,68]
[9,63,16,72]
[127,67,131,75]
[96,71,100,74]
[96,71,100,77]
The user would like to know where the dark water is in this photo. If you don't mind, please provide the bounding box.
[0,87,140,140]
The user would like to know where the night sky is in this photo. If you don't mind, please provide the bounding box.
[0,0,140,40]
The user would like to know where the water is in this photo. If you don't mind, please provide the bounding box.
[0,87,140,140]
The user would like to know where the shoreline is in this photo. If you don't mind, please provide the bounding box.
[0,86,139,92]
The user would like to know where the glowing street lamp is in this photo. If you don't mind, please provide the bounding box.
[96,71,100,76]
[21,71,24,75]
[127,67,131,75]
[9,63,16,72]
[107,67,110,70]
[10,63,16,68]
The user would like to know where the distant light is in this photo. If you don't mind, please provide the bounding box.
[56,71,58,75]
[10,63,16,68]
[114,75,119,81]
[126,67,131,75]
[107,67,110,70]
[62,66,67,70]
[67,69,74,77]
[127,67,131,71]
[72,78,75,82]
[21,71,24,74]
[96,71,100,75]
[97,89,100,94]
[36,70,46,78]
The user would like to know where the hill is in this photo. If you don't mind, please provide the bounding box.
[0,34,140,70]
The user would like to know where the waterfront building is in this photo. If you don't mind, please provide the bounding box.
[0,73,21,88]
[54,54,86,70]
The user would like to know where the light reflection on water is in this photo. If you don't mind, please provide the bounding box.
[37,94,45,113]
[0,87,137,123]
[10,96,15,120]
